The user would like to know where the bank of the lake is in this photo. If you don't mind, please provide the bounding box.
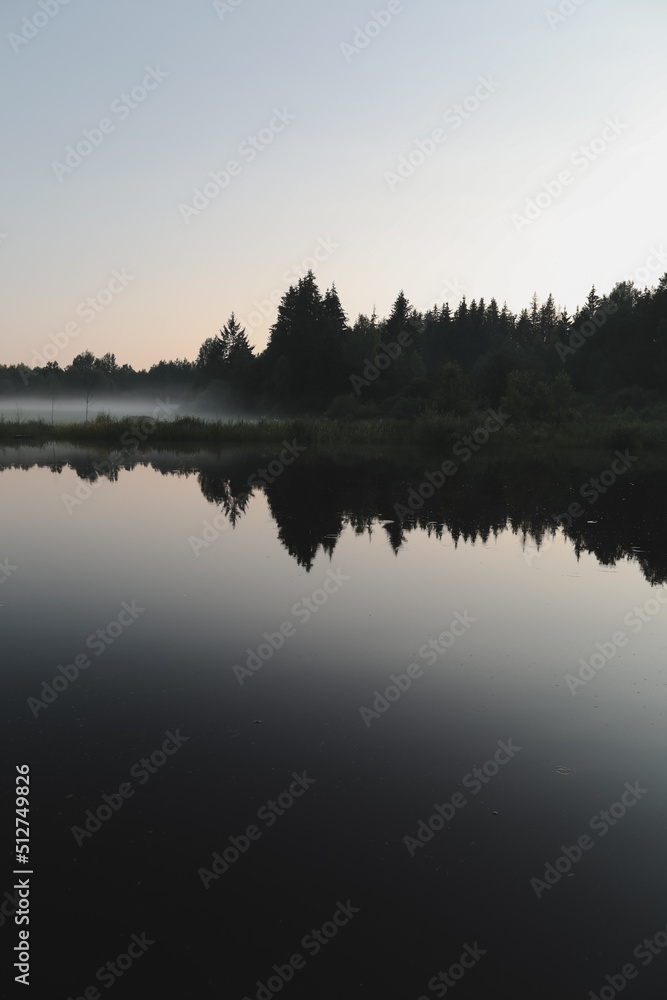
[1,410,667,454]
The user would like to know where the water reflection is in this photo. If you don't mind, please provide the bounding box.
[1,443,664,582]
[5,442,667,997]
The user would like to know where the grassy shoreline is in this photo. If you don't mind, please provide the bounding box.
[1,412,667,453]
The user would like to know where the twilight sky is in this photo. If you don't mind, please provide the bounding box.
[1,0,666,369]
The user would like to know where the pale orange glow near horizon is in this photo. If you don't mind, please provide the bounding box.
[1,0,666,370]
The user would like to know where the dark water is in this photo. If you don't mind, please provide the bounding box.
[4,443,667,998]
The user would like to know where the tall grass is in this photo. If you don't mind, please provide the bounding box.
[0,411,666,453]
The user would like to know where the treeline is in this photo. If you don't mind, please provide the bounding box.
[4,270,667,419]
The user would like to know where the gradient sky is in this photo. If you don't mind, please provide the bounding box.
[1,0,666,369]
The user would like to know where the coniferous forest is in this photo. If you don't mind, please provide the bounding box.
[4,270,667,425]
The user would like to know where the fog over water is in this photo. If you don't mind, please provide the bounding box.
[0,394,252,423]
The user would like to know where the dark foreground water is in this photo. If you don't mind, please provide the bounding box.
[3,443,667,998]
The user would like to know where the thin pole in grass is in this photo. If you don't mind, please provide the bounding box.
[84,388,93,423]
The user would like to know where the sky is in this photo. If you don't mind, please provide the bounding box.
[1,0,666,369]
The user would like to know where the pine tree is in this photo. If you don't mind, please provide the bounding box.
[225,313,255,397]
[263,272,328,409]
[539,294,557,343]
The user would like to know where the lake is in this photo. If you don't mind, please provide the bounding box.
[4,442,667,998]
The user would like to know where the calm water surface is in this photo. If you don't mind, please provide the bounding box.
[4,445,667,998]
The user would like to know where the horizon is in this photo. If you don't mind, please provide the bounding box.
[6,261,667,373]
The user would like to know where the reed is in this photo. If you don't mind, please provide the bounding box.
[1,411,666,453]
